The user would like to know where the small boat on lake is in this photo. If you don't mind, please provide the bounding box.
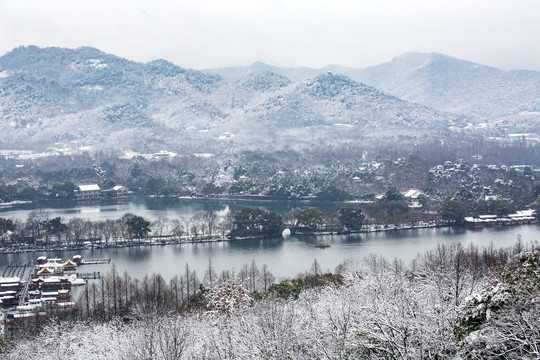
[315,242,330,248]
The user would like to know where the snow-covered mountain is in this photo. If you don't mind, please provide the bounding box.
[353,52,540,121]
[0,46,468,152]
[210,53,540,123]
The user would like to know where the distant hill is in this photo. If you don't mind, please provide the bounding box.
[206,61,322,82]
[209,53,540,122]
[351,52,540,120]
[0,46,490,153]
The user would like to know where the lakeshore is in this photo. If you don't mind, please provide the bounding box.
[1,220,448,255]
[0,197,538,282]
[2,223,539,284]
[2,216,539,256]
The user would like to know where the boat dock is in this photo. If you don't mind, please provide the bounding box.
[78,272,101,280]
[80,258,111,265]
[2,263,32,278]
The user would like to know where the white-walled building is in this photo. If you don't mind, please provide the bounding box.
[75,184,101,201]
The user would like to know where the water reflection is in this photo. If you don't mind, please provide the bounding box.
[1,198,539,281]
[0,197,328,222]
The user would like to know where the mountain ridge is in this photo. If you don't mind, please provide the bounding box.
[207,52,540,121]
[2,46,535,153]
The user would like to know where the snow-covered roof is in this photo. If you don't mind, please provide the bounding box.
[510,209,536,217]
[62,260,77,267]
[78,184,101,191]
[0,277,20,284]
[403,189,423,198]
[37,267,54,275]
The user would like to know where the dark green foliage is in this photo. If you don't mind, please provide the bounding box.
[383,186,405,202]
[457,250,540,357]
[440,200,467,223]
[534,183,540,198]
[261,211,283,235]
[18,187,40,201]
[41,217,68,236]
[383,200,410,217]
[303,273,343,288]
[338,205,365,231]
[228,180,257,195]
[50,181,77,200]
[265,172,312,198]
[0,218,15,233]
[0,185,18,202]
[144,177,167,195]
[297,208,325,229]
[126,215,151,239]
[268,278,305,299]
[315,183,350,201]
[40,168,96,183]
[201,183,223,195]
[130,163,142,178]
[503,250,540,293]
[487,199,512,217]
[230,207,283,237]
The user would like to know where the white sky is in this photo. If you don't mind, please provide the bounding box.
[1,0,539,70]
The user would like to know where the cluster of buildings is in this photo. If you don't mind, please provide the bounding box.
[0,277,23,308]
[1,256,87,326]
[464,209,538,228]
[75,184,132,201]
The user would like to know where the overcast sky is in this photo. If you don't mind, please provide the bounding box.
[1,0,539,70]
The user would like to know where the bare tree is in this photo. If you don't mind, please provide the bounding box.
[203,258,218,289]
[25,209,50,243]
[152,216,169,238]
[170,219,185,239]
[310,258,322,276]
[201,210,218,237]
[261,264,275,292]
[248,260,260,292]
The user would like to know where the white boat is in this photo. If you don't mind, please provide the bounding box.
[66,275,86,286]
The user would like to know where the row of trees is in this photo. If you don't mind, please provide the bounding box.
[0,205,368,248]
[228,205,366,237]
[2,196,534,248]
[75,259,278,321]
[0,181,79,202]
[4,241,539,359]
[0,210,220,249]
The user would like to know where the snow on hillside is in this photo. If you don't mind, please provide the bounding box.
[0,46,495,153]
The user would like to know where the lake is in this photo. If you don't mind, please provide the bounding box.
[0,196,335,222]
[1,198,539,281]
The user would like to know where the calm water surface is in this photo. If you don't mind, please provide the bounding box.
[0,197,333,222]
[1,199,539,280]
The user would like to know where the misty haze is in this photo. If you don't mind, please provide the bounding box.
[1,1,540,358]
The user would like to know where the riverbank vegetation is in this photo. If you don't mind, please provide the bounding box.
[2,143,540,216]
[2,241,539,359]
[1,193,538,253]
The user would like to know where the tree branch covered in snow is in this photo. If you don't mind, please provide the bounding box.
[2,241,539,359]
